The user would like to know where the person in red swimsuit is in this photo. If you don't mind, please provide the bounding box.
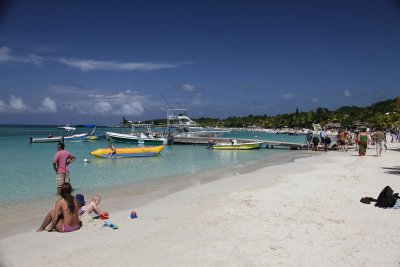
[36,183,81,233]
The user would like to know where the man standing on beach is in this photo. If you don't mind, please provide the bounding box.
[53,142,76,195]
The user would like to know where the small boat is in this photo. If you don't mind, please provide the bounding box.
[64,133,88,142]
[212,140,263,150]
[29,135,63,143]
[106,124,166,145]
[29,124,97,143]
[59,124,98,142]
[90,145,165,158]
[106,131,139,143]
[167,108,230,137]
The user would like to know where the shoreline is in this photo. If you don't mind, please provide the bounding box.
[0,149,311,239]
[1,144,400,266]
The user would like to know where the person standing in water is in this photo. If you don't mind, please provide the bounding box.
[53,142,76,195]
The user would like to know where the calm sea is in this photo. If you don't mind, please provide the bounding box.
[0,125,306,206]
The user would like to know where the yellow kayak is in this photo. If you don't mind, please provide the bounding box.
[212,141,263,150]
[90,145,164,158]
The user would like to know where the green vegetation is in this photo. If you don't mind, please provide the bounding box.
[120,117,131,127]
[135,96,400,129]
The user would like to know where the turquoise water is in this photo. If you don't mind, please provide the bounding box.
[0,125,306,205]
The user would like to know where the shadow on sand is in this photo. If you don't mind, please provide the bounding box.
[382,166,400,175]
[387,147,400,152]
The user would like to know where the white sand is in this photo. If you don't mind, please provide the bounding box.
[1,144,400,266]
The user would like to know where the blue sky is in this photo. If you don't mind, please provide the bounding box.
[0,0,399,125]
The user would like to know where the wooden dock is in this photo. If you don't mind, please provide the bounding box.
[171,136,307,150]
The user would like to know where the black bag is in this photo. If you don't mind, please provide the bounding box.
[375,186,399,208]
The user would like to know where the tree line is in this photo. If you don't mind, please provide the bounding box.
[122,96,400,129]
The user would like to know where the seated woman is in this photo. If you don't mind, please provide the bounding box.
[36,182,81,233]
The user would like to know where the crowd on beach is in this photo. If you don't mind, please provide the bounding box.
[305,127,400,157]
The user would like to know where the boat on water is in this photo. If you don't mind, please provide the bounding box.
[29,135,63,143]
[90,145,165,158]
[58,125,98,142]
[167,108,230,138]
[106,124,167,145]
[212,140,263,150]
[29,124,97,143]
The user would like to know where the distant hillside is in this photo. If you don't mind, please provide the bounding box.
[137,96,400,129]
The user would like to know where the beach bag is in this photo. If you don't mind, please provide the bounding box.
[375,186,399,208]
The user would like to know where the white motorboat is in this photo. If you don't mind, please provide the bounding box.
[167,108,230,137]
[106,124,166,145]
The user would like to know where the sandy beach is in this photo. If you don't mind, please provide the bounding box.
[1,144,400,267]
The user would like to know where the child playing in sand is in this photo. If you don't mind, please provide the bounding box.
[81,194,102,217]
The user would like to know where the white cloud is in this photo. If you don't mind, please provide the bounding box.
[190,98,209,107]
[38,97,57,113]
[0,46,44,64]
[182,84,195,92]
[118,102,144,115]
[59,89,156,116]
[310,97,319,103]
[0,95,57,114]
[57,58,182,72]
[28,53,46,65]
[0,47,14,62]
[282,94,294,100]
[0,99,6,112]
[93,101,112,114]
[9,95,29,111]
[344,90,352,97]
[49,85,94,97]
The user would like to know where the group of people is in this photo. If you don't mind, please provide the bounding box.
[306,127,388,157]
[305,129,331,151]
[36,182,102,233]
[36,142,103,233]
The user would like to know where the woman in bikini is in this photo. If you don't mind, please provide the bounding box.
[36,182,81,232]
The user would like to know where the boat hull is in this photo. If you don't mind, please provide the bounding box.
[213,142,263,150]
[106,132,166,145]
[30,136,63,143]
[106,132,139,143]
[64,133,88,142]
[90,145,165,158]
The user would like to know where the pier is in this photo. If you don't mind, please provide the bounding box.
[171,136,307,150]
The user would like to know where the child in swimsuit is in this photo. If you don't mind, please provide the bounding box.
[81,194,102,217]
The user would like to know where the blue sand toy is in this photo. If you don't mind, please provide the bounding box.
[103,221,119,229]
